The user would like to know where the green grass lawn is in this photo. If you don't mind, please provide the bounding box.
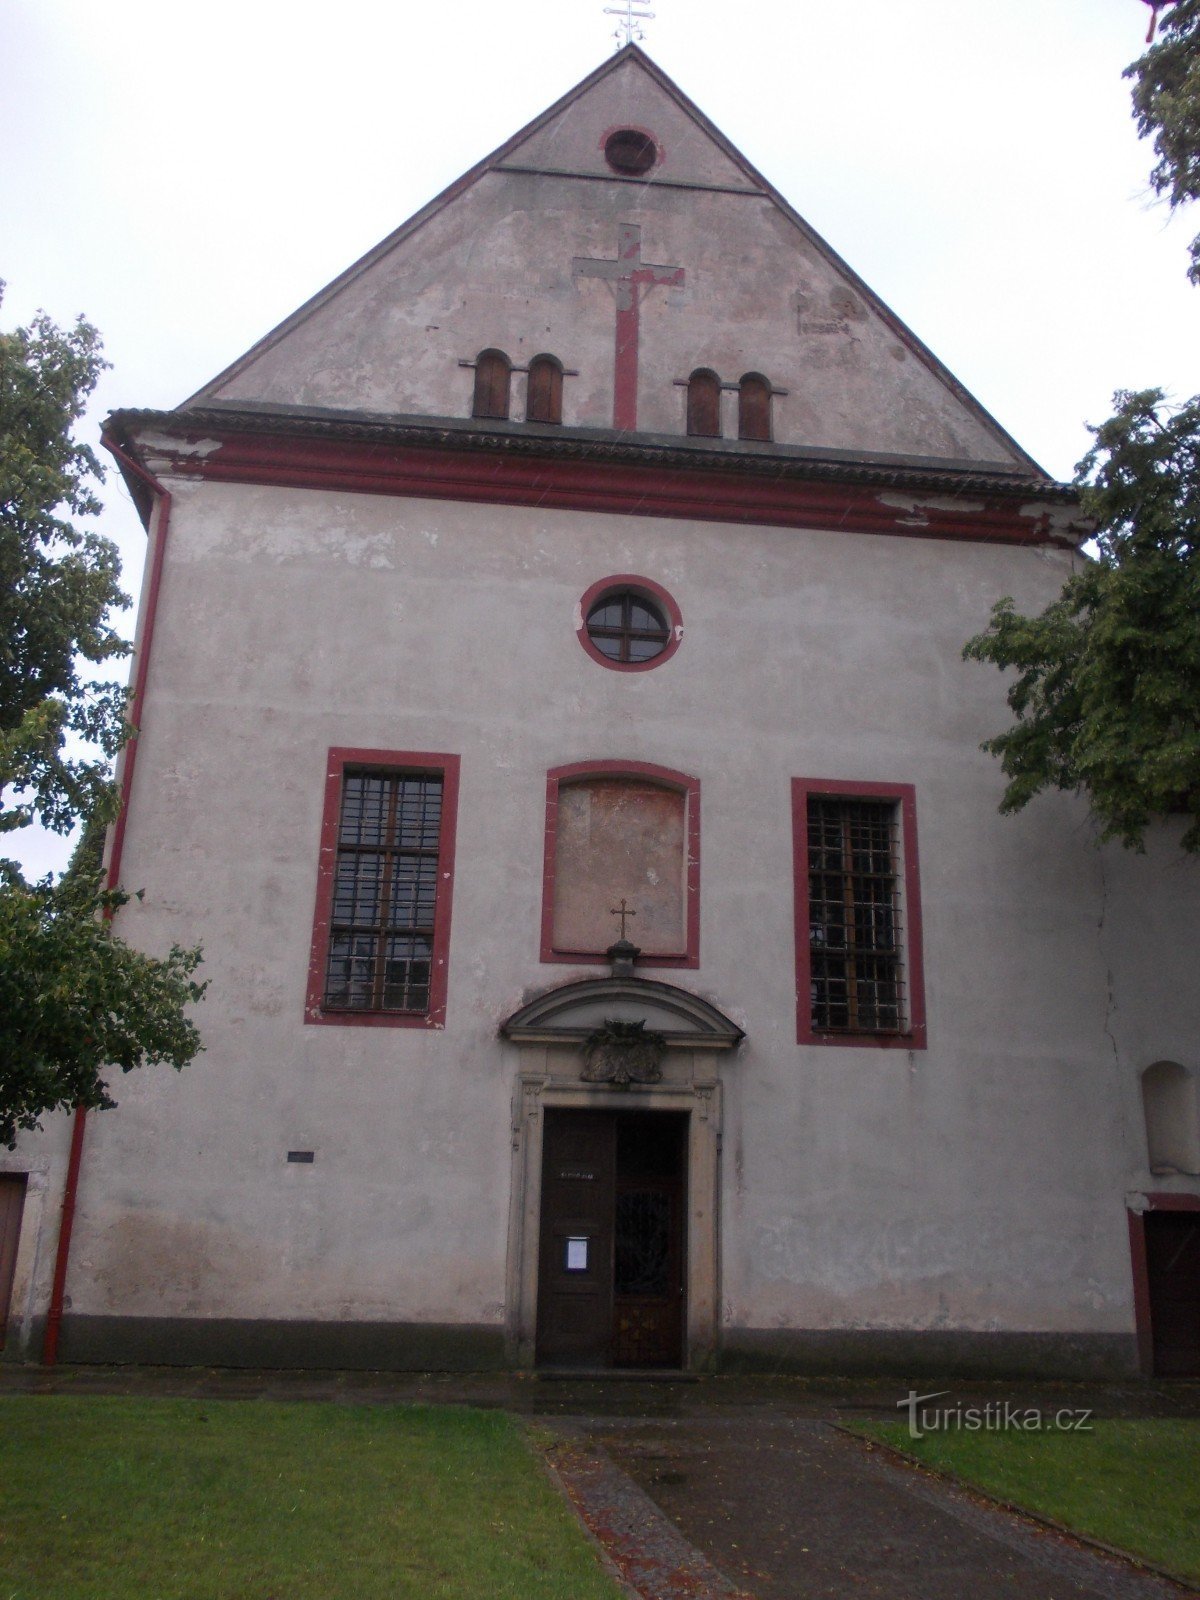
[0,1396,621,1600]
[851,1417,1200,1583]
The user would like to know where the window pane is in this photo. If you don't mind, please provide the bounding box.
[325,932,378,1009]
[396,779,442,849]
[627,635,667,662]
[629,600,667,632]
[332,852,385,925]
[386,854,438,927]
[807,796,904,1034]
[325,771,444,1013]
[588,600,624,629]
[590,632,624,660]
[383,935,433,1012]
[340,774,390,846]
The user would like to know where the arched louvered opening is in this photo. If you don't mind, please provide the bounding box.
[738,372,772,442]
[686,368,721,438]
[472,348,511,420]
[526,354,564,425]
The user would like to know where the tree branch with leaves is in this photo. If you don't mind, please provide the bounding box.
[965,389,1200,853]
[965,12,1200,857]
[1127,0,1200,284]
[0,289,204,1147]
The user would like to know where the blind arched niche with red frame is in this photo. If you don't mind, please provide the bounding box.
[540,760,700,969]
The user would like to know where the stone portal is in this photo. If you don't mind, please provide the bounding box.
[501,975,742,1369]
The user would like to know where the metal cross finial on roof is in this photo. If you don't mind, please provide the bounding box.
[604,0,654,48]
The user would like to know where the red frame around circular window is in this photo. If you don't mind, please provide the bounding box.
[576,574,683,673]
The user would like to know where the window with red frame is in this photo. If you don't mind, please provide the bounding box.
[306,752,459,1028]
[792,781,925,1047]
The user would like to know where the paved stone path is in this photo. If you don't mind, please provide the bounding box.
[582,1413,1198,1600]
[545,1428,753,1600]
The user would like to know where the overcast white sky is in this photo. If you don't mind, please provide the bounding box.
[4,0,1195,877]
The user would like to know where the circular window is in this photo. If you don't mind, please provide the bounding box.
[577,576,682,673]
[604,128,659,176]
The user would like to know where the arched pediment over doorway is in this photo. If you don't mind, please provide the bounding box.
[500,976,744,1049]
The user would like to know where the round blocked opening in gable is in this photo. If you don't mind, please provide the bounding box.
[604,128,659,175]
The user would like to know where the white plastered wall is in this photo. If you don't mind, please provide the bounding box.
[11,475,1197,1343]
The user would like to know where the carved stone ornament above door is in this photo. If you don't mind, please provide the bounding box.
[581,1018,668,1086]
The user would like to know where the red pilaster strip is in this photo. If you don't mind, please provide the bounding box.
[41,439,174,1366]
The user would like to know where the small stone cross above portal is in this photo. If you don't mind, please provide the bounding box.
[609,898,637,940]
[573,224,685,431]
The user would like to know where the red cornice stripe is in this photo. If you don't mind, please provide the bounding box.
[132,428,1071,547]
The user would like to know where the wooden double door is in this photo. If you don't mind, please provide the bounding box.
[536,1109,687,1369]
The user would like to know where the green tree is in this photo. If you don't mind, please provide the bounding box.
[964,11,1200,854]
[1127,0,1200,285]
[0,293,128,834]
[964,389,1200,854]
[0,865,205,1148]
[0,292,204,1147]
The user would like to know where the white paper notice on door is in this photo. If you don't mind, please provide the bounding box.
[566,1236,588,1271]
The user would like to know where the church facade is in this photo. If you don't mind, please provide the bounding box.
[3,47,1199,1377]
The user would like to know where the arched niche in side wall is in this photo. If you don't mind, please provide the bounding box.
[1141,1061,1200,1175]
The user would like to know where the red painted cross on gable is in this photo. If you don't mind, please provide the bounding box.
[573,224,685,431]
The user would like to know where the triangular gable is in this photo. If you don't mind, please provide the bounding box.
[184,47,1042,474]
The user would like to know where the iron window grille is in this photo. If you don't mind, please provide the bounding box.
[323,772,444,1014]
[807,796,905,1035]
[585,590,671,664]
